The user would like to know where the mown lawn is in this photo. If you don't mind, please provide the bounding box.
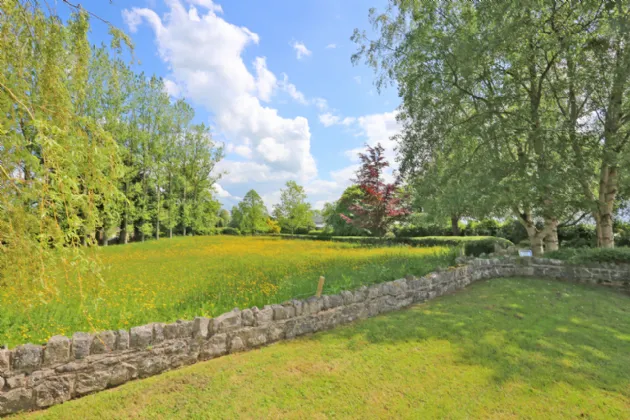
[0,236,452,347]
[18,278,630,419]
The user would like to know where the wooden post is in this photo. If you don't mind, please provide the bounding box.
[316,276,325,297]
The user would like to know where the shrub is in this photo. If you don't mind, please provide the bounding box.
[220,227,241,236]
[544,247,630,264]
[278,234,513,256]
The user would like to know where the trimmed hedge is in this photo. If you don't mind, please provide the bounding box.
[544,247,630,264]
[279,234,513,257]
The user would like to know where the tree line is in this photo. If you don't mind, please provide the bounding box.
[0,2,223,285]
[352,0,630,255]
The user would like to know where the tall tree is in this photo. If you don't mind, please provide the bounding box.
[341,144,410,236]
[237,190,268,234]
[273,181,313,234]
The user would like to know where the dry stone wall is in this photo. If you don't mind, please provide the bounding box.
[1,257,629,416]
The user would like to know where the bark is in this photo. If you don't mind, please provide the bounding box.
[516,210,552,257]
[598,166,617,248]
[450,215,460,236]
[119,182,129,245]
[543,218,559,252]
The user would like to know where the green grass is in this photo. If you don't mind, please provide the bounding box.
[0,236,453,347]
[17,278,630,419]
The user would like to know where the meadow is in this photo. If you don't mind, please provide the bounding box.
[0,236,452,347]
[19,278,630,419]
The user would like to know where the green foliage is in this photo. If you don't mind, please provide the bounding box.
[216,209,231,228]
[322,186,368,236]
[219,227,241,236]
[266,218,281,234]
[544,247,630,265]
[236,190,268,234]
[280,234,513,253]
[273,181,314,234]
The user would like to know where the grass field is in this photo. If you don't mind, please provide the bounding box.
[18,278,630,419]
[0,236,452,347]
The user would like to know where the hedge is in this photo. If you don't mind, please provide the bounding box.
[279,234,513,257]
[544,247,630,265]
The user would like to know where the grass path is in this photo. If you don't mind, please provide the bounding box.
[18,278,630,419]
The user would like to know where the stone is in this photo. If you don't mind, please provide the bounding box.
[177,320,194,338]
[91,331,116,354]
[6,374,26,389]
[12,344,42,373]
[305,296,323,314]
[200,333,227,359]
[292,300,304,316]
[136,356,169,378]
[130,325,153,349]
[193,317,211,339]
[0,387,34,416]
[285,317,316,339]
[44,336,70,366]
[281,302,296,318]
[108,362,137,387]
[267,324,285,342]
[29,369,55,387]
[272,304,289,320]
[75,371,110,396]
[252,306,273,326]
[212,311,242,333]
[152,323,165,344]
[229,337,245,353]
[71,332,93,360]
[34,375,75,408]
[340,290,354,305]
[116,330,130,350]
[0,349,10,375]
[0,377,3,389]
[241,309,254,326]
[163,323,179,340]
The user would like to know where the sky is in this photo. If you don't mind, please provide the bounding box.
[77,0,401,210]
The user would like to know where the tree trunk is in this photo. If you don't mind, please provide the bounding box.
[450,215,460,236]
[543,218,558,252]
[169,227,173,239]
[516,210,551,257]
[598,165,617,248]
[120,182,129,244]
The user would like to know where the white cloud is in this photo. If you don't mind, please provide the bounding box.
[123,1,317,186]
[163,79,180,97]
[234,145,252,159]
[213,183,241,201]
[292,41,312,60]
[186,0,223,13]
[312,98,328,111]
[354,76,362,84]
[326,43,337,49]
[279,73,307,105]
[253,57,277,102]
[319,112,340,127]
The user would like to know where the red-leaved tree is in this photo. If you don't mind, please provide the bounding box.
[341,143,410,236]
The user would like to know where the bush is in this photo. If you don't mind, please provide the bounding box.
[308,230,328,236]
[220,227,241,236]
[278,234,513,256]
[544,247,630,264]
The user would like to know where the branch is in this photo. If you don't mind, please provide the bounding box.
[62,0,113,26]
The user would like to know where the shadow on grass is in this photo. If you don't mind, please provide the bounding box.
[312,277,630,394]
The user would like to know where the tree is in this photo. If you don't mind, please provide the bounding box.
[352,0,606,254]
[322,186,366,236]
[216,209,231,227]
[238,190,268,234]
[273,181,313,234]
[341,144,410,236]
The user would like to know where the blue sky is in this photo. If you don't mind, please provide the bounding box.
[80,0,401,210]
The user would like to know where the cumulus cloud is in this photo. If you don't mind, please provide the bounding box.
[213,183,241,201]
[163,79,180,97]
[278,73,307,105]
[319,112,340,127]
[291,41,312,60]
[123,0,317,186]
